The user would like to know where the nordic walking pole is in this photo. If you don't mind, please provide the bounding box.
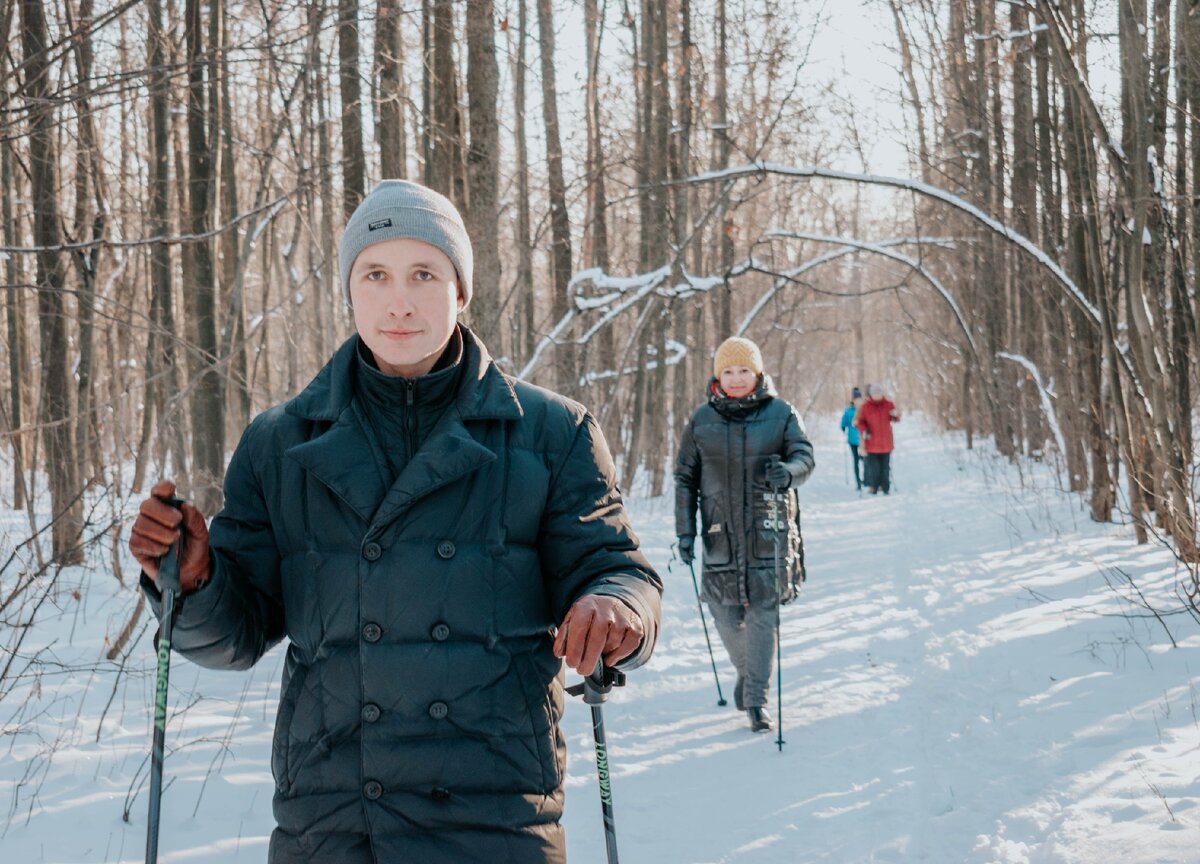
[567,663,626,864]
[685,558,727,706]
[146,495,185,864]
[768,458,786,753]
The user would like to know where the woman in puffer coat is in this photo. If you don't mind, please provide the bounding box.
[129,180,662,863]
[674,337,814,732]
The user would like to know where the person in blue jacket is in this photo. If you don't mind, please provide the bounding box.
[840,387,863,490]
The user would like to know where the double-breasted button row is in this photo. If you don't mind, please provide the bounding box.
[362,622,382,642]
[365,540,455,560]
[363,780,383,800]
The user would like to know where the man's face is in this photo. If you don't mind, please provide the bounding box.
[719,365,757,398]
[349,237,463,378]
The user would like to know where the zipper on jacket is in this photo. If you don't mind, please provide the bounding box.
[405,380,417,458]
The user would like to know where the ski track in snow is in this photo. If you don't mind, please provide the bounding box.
[2,417,1199,862]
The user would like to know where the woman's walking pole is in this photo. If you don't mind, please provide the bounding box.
[767,459,787,752]
[684,558,727,706]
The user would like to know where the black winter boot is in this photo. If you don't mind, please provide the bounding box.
[734,676,745,711]
[747,707,773,733]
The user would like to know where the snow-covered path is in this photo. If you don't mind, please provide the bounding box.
[563,419,1199,863]
[2,418,1199,862]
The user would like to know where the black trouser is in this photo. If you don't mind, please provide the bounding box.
[848,443,862,489]
[864,452,891,493]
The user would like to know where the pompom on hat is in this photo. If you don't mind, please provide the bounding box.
[713,337,764,379]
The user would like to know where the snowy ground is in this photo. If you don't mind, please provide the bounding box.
[2,416,1199,863]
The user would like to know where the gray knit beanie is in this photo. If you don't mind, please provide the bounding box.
[338,180,473,308]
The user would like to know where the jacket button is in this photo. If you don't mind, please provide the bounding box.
[361,703,381,723]
[436,541,455,559]
[432,787,450,801]
[363,780,383,800]
[431,623,451,641]
[362,542,382,561]
[362,622,382,643]
[428,701,449,720]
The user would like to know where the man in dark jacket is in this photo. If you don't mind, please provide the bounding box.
[129,180,662,863]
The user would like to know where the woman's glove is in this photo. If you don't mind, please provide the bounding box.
[677,535,695,565]
[766,461,791,490]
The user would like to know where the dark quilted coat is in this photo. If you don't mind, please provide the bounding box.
[142,326,662,863]
[674,377,814,605]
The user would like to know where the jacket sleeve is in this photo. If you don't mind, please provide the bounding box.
[781,407,816,488]
[140,418,285,671]
[538,412,663,670]
[839,407,850,432]
[673,416,701,538]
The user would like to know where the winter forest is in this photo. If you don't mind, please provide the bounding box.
[4,0,1200,861]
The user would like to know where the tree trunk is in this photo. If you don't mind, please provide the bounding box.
[427,0,464,208]
[584,0,614,377]
[184,0,225,514]
[2,136,26,510]
[514,0,535,364]
[67,0,104,489]
[338,0,365,218]
[21,0,84,563]
[465,0,500,347]
[537,0,574,391]
[375,0,407,179]
[1011,0,1043,456]
[671,0,694,415]
[213,0,249,432]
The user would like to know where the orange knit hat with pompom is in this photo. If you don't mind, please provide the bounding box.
[713,337,763,379]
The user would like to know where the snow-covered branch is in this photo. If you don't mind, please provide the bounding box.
[755,230,979,360]
[681,161,1102,325]
[998,352,1067,457]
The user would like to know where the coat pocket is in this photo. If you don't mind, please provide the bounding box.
[699,496,732,567]
[750,491,791,562]
[271,660,308,796]
[514,652,561,793]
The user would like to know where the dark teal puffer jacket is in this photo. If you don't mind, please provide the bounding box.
[674,376,814,605]
[143,326,662,863]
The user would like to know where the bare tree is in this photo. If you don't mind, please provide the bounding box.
[537,0,574,390]
[338,0,366,217]
[183,0,225,514]
[375,0,407,179]
[20,0,84,563]
[465,0,500,346]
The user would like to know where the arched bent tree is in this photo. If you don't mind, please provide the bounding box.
[523,161,1197,563]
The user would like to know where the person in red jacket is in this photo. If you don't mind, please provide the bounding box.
[855,383,901,494]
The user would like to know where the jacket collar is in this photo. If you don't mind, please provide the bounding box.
[708,374,777,419]
[283,325,523,527]
[285,325,523,424]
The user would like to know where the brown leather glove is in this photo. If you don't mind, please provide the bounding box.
[129,480,212,594]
